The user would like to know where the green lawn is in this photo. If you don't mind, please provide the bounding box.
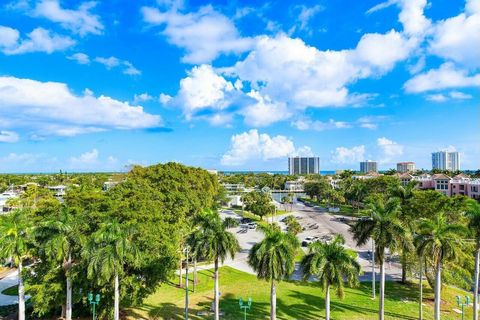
[127,267,472,320]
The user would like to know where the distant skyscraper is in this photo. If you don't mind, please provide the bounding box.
[360,160,378,173]
[432,151,460,171]
[397,162,416,173]
[288,157,320,175]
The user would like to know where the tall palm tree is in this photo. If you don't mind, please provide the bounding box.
[414,213,467,320]
[0,209,33,320]
[194,210,239,320]
[389,181,417,283]
[466,199,480,320]
[300,235,361,320]
[83,220,139,320]
[248,224,299,320]
[36,206,82,320]
[351,197,411,320]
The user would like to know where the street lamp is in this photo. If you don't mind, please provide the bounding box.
[456,295,471,320]
[184,246,190,320]
[87,292,100,320]
[239,297,252,320]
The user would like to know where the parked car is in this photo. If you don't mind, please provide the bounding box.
[301,236,319,247]
[247,222,257,229]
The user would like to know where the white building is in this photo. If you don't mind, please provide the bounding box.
[432,151,460,171]
[397,162,416,173]
[284,180,304,191]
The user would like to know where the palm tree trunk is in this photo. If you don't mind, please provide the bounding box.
[18,260,25,320]
[379,258,385,320]
[193,258,197,293]
[434,260,442,320]
[66,253,72,320]
[214,258,220,320]
[401,252,407,283]
[114,273,120,320]
[325,283,330,320]
[270,279,277,320]
[473,241,480,320]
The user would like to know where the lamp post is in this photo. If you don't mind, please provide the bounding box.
[456,295,471,320]
[87,292,100,320]
[184,246,190,320]
[239,297,252,320]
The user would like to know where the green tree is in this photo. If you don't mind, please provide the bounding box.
[248,224,299,320]
[0,209,34,320]
[83,220,140,320]
[414,213,467,320]
[34,206,84,319]
[466,199,480,320]
[351,197,411,320]
[242,191,275,220]
[193,210,239,320]
[301,235,361,320]
[388,181,417,283]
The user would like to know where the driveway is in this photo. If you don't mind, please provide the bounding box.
[0,270,20,306]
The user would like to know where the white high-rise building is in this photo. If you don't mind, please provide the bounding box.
[432,151,460,171]
[360,160,378,173]
[288,157,320,175]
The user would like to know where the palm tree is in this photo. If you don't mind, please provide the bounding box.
[300,235,360,320]
[194,210,239,320]
[350,197,411,320]
[248,224,299,320]
[414,213,467,320]
[0,209,33,320]
[36,206,82,320]
[389,181,417,283]
[83,220,139,320]
[466,199,480,320]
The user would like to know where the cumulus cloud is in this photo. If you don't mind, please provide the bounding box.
[0,76,162,138]
[33,0,103,36]
[377,137,404,163]
[95,56,120,68]
[141,5,254,63]
[70,148,99,164]
[0,26,74,55]
[426,91,473,102]
[291,118,351,131]
[0,130,19,143]
[331,145,366,164]
[221,129,312,166]
[94,56,141,76]
[296,5,324,31]
[67,52,90,64]
[133,93,153,104]
[404,63,480,92]
[429,0,480,68]
[241,91,291,127]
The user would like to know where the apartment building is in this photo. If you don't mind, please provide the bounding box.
[397,162,416,173]
[432,151,460,171]
[360,160,378,173]
[288,157,320,175]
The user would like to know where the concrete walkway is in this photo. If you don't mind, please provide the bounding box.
[0,270,20,306]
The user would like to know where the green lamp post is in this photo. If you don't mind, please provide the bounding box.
[88,292,101,320]
[239,297,252,320]
[456,295,471,320]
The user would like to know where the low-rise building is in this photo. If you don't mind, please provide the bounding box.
[47,185,67,197]
[222,183,245,193]
[284,180,304,191]
[397,162,416,173]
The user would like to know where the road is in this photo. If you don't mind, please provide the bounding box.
[218,202,402,282]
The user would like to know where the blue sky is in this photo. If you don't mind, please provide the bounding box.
[0,0,479,172]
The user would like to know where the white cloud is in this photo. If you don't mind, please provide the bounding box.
[33,0,103,36]
[95,56,120,68]
[133,93,153,104]
[0,130,19,143]
[94,56,141,76]
[0,76,162,138]
[0,26,74,55]
[70,148,99,165]
[331,145,366,164]
[404,63,480,93]
[296,5,324,31]
[377,137,404,163]
[429,0,480,68]
[221,129,312,166]
[241,91,291,127]
[141,5,254,64]
[426,91,473,102]
[67,52,90,64]
[291,118,351,131]
[159,93,172,104]
[426,93,447,102]
[174,64,235,118]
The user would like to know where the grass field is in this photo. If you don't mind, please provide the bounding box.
[127,267,473,320]
[1,285,18,296]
